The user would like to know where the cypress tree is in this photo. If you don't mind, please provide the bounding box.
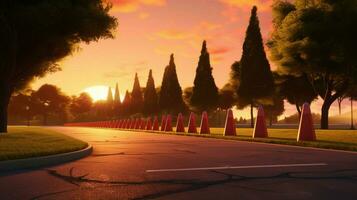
[131,73,143,114]
[143,69,158,115]
[113,83,121,115]
[106,86,114,117]
[122,90,131,116]
[235,6,274,127]
[190,40,219,112]
[159,54,186,114]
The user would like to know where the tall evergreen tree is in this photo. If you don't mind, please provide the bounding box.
[190,41,219,112]
[143,69,158,115]
[106,86,114,117]
[131,73,143,114]
[113,83,121,116]
[234,6,274,127]
[159,54,186,114]
[121,90,131,116]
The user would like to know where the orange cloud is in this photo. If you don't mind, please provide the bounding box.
[110,0,166,13]
[210,46,231,55]
[155,29,192,40]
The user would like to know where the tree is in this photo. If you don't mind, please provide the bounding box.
[143,70,158,115]
[121,90,131,116]
[158,54,186,114]
[268,0,357,129]
[218,83,236,110]
[234,6,274,127]
[263,91,285,127]
[183,87,193,110]
[113,83,121,116]
[70,92,93,118]
[190,41,219,112]
[275,73,317,115]
[0,0,117,132]
[31,84,70,125]
[106,86,114,117]
[131,73,143,114]
[8,92,34,124]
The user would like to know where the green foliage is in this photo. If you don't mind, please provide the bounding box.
[31,84,70,124]
[0,0,117,91]
[218,83,236,110]
[143,70,158,115]
[70,92,93,116]
[159,54,186,114]
[131,73,143,114]
[236,6,274,108]
[190,41,219,112]
[0,0,117,132]
[268,0,357,128]
[262,90,285,126]
[275,73,317,114]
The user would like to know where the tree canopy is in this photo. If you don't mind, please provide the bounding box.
[268,0,357,128]
[0,0,117,132]
[159,54,186,114]
[190,41,219,112]
[232,6,274,127]
[131,73,143,114]
[143,70,158,115]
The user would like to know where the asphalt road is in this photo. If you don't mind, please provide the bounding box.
[1,127,357,200]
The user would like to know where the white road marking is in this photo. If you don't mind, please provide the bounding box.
[146,163,328,173]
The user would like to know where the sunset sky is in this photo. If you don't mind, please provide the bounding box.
[32,0,352,118]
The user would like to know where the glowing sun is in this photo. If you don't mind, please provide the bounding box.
[83,85,111,102]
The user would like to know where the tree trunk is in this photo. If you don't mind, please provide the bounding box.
[321,99,333,129]
[269,112,273,127]
[250,103,254,128]
[0,84,12,133]
[351,97,355,130]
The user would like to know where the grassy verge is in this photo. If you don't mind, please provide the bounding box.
[153,127,357,152]
[0,127,88,161]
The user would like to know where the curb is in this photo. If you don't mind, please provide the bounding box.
[0,145,93,172]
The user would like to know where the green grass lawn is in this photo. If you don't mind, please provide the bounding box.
[0,127,88,161]
[166,127,357,152]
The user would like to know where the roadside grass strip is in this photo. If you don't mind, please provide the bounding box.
[0,127,88,161]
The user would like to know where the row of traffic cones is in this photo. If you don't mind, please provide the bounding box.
[64,103,316,141]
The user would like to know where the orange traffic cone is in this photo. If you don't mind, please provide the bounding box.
[200,111,210,134]
[253,106,268,138]
[224,109,236,136]
[127,119,132,129]
[130,119,136,129]
[176,113,185,132]
[160,115,166,131]
[124,119,130,129]
[135,118,141,129]
[152,116,159,130]
[141,119,146,130]
[120,119,125,129]
[297,103,316,141]
[187,112,197,133]
[146,117,152,130]
[164,114,173,132]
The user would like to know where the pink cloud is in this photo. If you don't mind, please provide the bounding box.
[210,46,231,55]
